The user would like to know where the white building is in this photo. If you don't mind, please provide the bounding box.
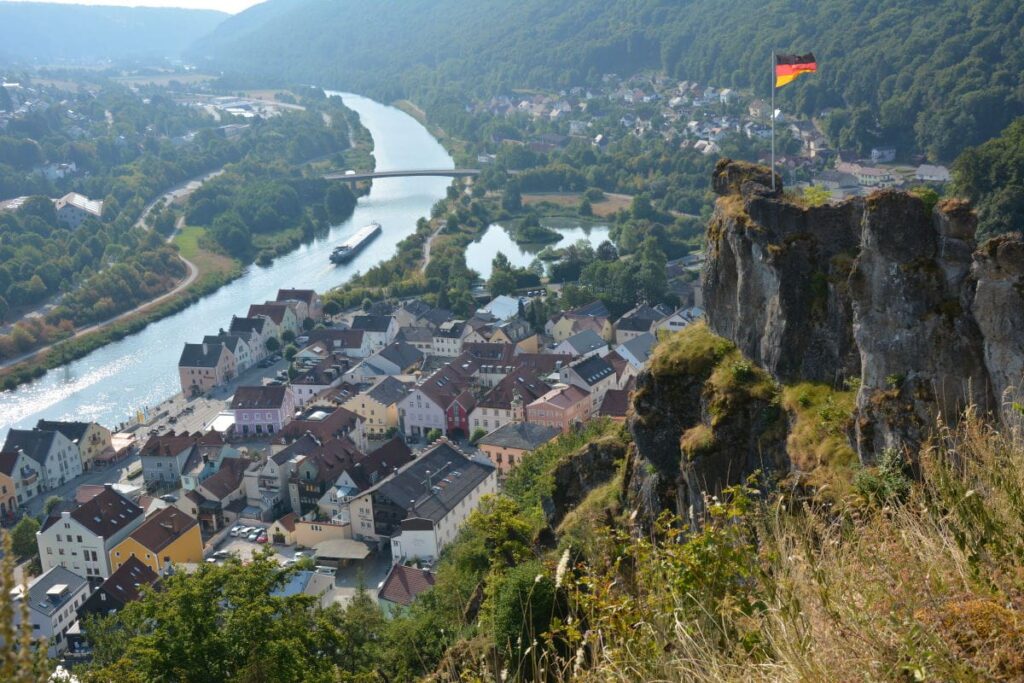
[37,486,145,581]
[348,441,497,564]
[11,566,90,657]
[54,192,102,229]
[350,315,399,352]
[2,428,82,492]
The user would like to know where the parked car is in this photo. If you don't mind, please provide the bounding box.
[230,526,243,537]
[315,565,336,577]
[256,534,268,544]
[213,549,231,559]
[247,532,260,542]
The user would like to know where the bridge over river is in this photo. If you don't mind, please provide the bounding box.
[324,168,480,181]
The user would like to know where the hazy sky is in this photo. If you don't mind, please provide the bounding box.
[1,0,266,13]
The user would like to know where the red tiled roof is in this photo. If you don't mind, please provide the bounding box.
[377,564,436,606]
[128,507,198,554]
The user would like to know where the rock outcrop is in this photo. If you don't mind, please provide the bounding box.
[626,322,788,528]
[702,159,1024,462]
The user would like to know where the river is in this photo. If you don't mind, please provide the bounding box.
[0,92,453,438]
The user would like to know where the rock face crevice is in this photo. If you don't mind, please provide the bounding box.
[701,159,1024,462]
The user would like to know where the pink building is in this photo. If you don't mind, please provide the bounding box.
[230,385,297,437]
[525,385,592,433]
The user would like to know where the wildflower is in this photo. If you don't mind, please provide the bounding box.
[555,549,570,588]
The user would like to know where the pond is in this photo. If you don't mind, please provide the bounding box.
[465,219,611,278]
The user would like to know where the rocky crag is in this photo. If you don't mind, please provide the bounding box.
[627,159,1024,524]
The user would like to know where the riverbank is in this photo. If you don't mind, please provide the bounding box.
[394,99,470,163]
[0,92,372,393]
[0,92,454,435]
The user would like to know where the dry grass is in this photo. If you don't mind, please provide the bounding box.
[173,226,239,279]
[522,192,632,217]
[472,410,1024,683]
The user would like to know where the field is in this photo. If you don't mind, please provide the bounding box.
[174,226,239,280]
[113,72,216,86]
[522,192,633,217]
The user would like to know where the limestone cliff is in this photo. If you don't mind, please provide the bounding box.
[701,159,1024,462]
[625,322,787,527]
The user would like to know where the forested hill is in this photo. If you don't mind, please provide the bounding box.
[190,0,1024,161]
[0,2,227,61]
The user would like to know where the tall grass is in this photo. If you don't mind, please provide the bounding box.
[477,410,1024,682]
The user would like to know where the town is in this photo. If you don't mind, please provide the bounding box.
[2,276,702,661]
[467,72,951,199]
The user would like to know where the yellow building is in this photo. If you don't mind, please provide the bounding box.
[268,512,298,545]
[293,519,351,548]
[110,507,203,574]
[342,376,409,439]
[549,314,613,344]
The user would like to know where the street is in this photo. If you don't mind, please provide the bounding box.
[22,453,141,518]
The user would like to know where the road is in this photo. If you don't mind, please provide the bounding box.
[421,224,443,272]
[134,168,226,230]
[0,251,197,370]
[23,452,141,518]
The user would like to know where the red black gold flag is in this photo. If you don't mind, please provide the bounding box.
[775,53,817,88]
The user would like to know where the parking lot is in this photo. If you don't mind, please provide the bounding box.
[207,524,393,606]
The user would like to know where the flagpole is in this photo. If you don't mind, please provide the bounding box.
[770,50,776,191]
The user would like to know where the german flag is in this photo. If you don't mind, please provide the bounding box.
[775,53,817,88]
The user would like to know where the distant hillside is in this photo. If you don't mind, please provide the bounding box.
[0,2,227,62]
[190,0,1024,161]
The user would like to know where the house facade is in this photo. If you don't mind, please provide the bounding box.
[178,342,236,398]
[477,422,560,475]
[54,192,102,229]
[37,486,144,580]
[526,384,592,432]
[139,432,200,489]
[35,420,112,473]
[110,507,204,575]
[351,315,399,351]
[11,566,90,657]
[230,385,298,437]
[381,442,498,564]
[0,448,41,513]
[2,428,81,491]
[342,376,409,440]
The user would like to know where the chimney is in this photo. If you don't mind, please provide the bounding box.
[202,343,209,355]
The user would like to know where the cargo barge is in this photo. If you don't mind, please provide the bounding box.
[330,221,382,264]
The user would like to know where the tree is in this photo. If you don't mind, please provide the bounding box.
[470,428,487,444]
[578,198,593,216]
[502,185,522,212]
[284,344,298,361]
[42,496,62,516]
[10,517,39,559]
[487,269,517,297]
[801,185,831,207]
[265,337,281,353]
[302,317,315,331]
[83,551,346,682]
[0,531,49,682]
[281,329,296,344]
[596,240,619,262]
[426,428,442,443]
[361,297,373,312]
[323,300,341,317]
